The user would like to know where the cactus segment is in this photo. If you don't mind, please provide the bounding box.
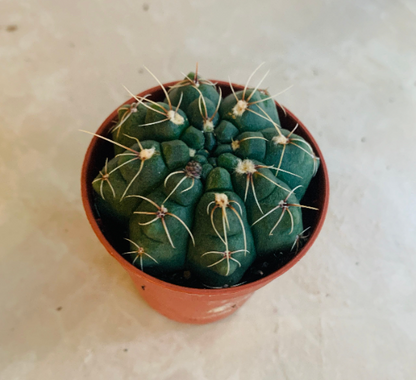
[196,149,209,158]
[111,102,148,155]
[249,185,317,256]
[128,188,197,274]
[204,132,217,152]
[122,238,159,272]
[200,163,213,180]
[291,226,311,253]
[161,140,190,170]
[168,69,220,113]
[193,154,208,165]
[187,90,222,132]
[92,157,141,226]
[215,120,239,143]
[83,130,167,225]
[262,127,320,200]
[219,65,292,133]
[142,102,188,141]
[180,126,205,150]
[205,167,233,192]
[258,90,281,126]
[117,139,169,199]
[219,88,275,132]
[231,131,268,161]
[92,157,117,201]
[213,144,233,157]
[249,186,302,256]
[162,161,204,206]
[217,152,241,172]
[187,190,255,287]
[231,159,290,214]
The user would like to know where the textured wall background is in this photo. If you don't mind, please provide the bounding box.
[1,0,415,379]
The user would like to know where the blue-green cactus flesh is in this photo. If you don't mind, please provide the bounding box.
[89,67,320,288]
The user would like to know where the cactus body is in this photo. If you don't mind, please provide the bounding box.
[90,68,319,288]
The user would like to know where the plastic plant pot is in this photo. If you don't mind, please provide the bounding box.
[81,80,329,324]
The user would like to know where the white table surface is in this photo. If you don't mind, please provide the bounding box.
[1,0,415,379]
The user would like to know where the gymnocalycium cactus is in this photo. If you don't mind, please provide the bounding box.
[84,65,320,288]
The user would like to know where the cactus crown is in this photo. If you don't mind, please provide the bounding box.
[85,64,321,288]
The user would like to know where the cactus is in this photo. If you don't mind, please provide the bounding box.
[84,65,320,288]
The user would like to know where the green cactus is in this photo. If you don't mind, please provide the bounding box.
[85,65,320,288]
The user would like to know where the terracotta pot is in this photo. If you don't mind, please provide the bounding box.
[81,80,329,324]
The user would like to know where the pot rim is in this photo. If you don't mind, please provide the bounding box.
[81,80,330,296]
